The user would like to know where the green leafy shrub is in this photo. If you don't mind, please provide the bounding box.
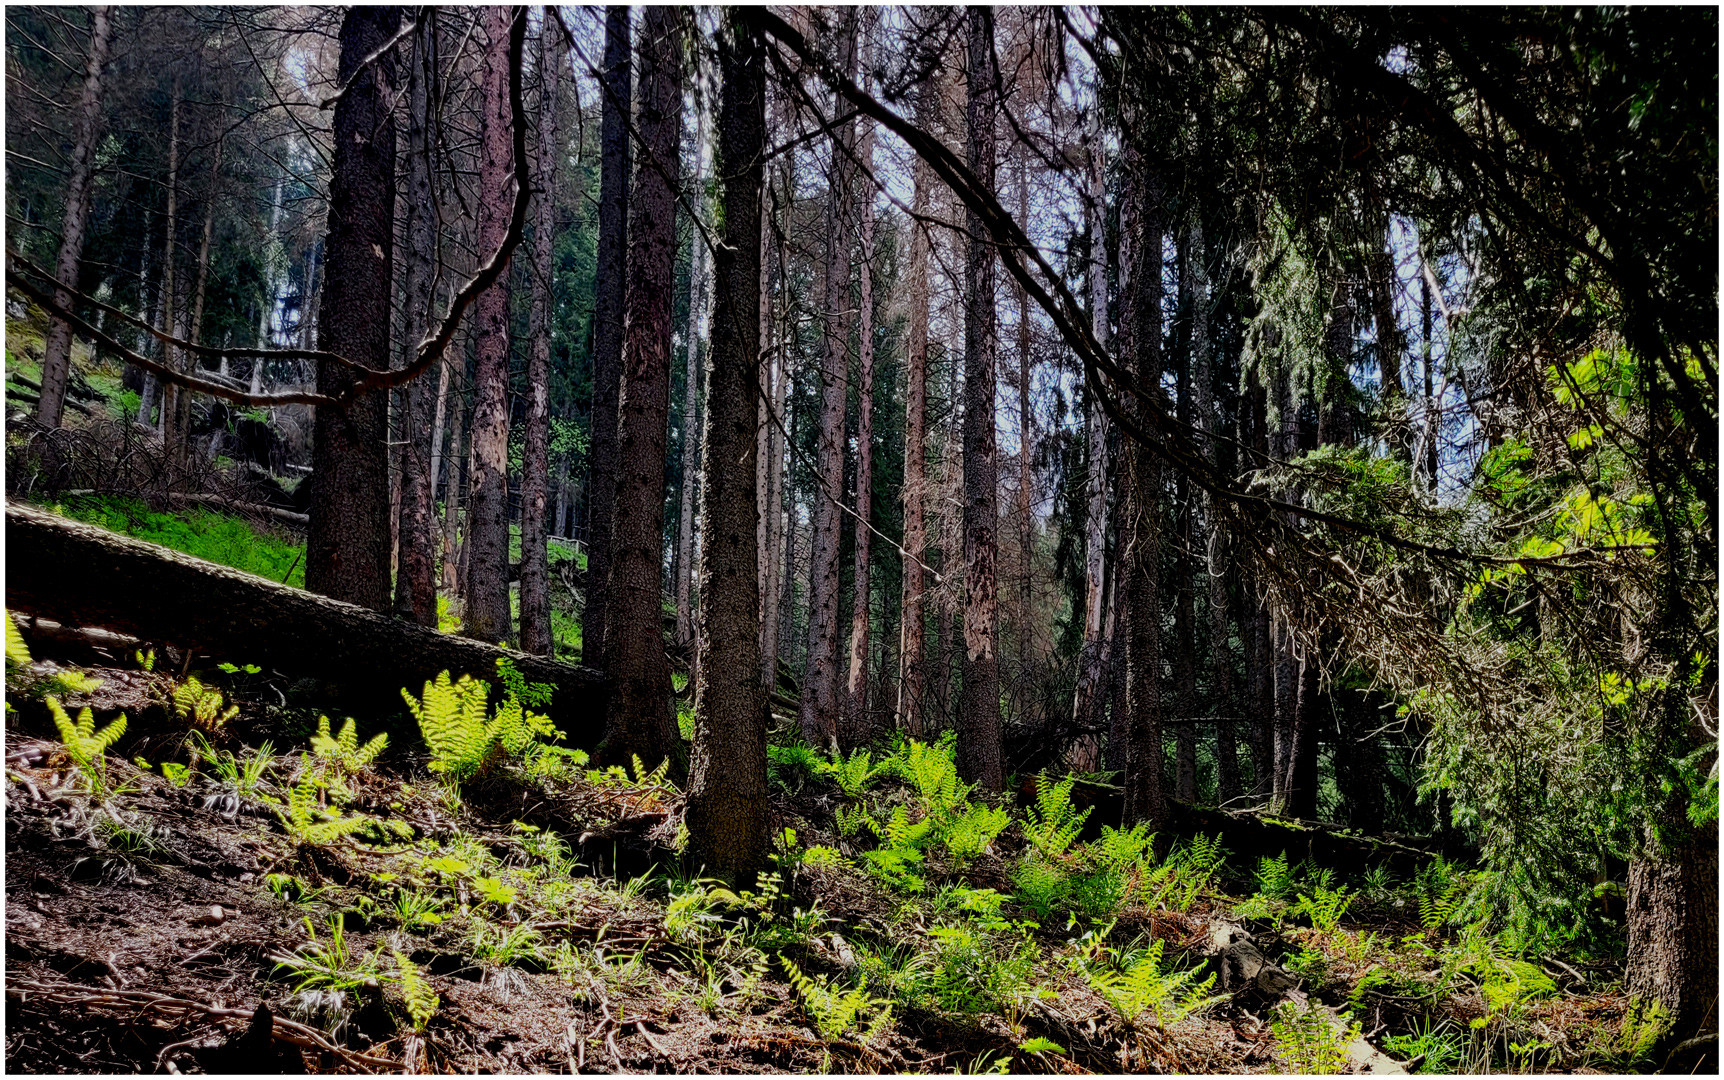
[310,715,388,779]
[943,802,1011,866]
[1255,851,1295,901]
[1383,1017,1465,1073]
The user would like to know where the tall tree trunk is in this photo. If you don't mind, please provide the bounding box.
[686,10,767,886]
[799,8,858,752]
[842,48,878,748]
[305,6,399,611]
[584,5,631,671]
[394,14,442,627]
[895,65,937,740]
[600,4,684,772]
[518,14,561,656]
[151,77,183,442]
[1172,229,1199,804]
[440,366,467,599]
[461,6,521,644]
[1120,154,1166,828]
[1070,127,1110,772]
[1013,148,1035,723]
[1246,378,1275,796]
[36,5,112,430]
[957,8,1002,792]
[756,148,783,691]
[1188,217,1240,805]
[676,67,712,651]
[171,137,223,471]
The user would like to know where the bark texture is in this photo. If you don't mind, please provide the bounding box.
[685,11,767,886]
[1069,128,1110,772]
[1120,155,1166,828]
[305,6,399,611]
[518,16,562,656]
[393,13,441,627]
[676,75,711,651]
[600,5,683,773]
[843,47,878,748]
[36,5,113,431]
[584,6,631,670]
[461,6,521,645]
[799,8,858,752]
[958,8,1003,792]
[895,66,937,740]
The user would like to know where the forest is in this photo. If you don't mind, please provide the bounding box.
[3,5,1717,1074]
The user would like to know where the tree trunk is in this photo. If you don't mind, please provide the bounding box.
[461,7,520,645]
[1070,126,1110,772]
[756,134,784,692]
[394,14,442,628]
[842,50,878,749]
[799,8,858,753]
[36,5,112,431]
[1172,229,1199,805]
[6,502,602,741]
[151,77,183,440]
[958,8,1002,792]
[685,11,767,886]
[305,7,399,611]
[1120,154,1166,828]
[584,5,631,672]
[1188,217,1240,805]
[1246,379,1275,797]
[895,63,937,741]
[170,137,223,472]
[676,70,711,652]
[1014,150,1035,723]
[518,16,561,657]
[1625,823,1720,1038]
[441,361,467,599]
[600,5,683,773]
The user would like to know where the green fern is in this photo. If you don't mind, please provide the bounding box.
[1418,878,1466,929]
[278,775,373,845]
[5,610,31,671]
[780,953,893,1043]
[403,671,494,779]
[172,675,238,733]
[1272,1001,1356,1074]
[1093,822,1156,871]
[391,948,440,1030]
[822,747,885,798]
[891,733,970,814]
[1023,774,1090,858]
[1254,851,1294,901]
[311,715,388,772]
[943,802,1011,865]
[1297,884,1354,933]
[5,613,102,700]
[1084,938,1220,1027]
[48,695,127,796]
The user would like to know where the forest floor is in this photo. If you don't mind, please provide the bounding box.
[3,629,1676,1076]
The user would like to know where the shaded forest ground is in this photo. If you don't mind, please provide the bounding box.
[4,619,1683,1076]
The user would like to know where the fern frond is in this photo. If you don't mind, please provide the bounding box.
[5,610,31,670]
[392,948,440,1030]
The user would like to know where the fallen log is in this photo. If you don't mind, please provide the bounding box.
[165,492,310,527]
[5,501,607,744]
[1164,802,1449,877]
